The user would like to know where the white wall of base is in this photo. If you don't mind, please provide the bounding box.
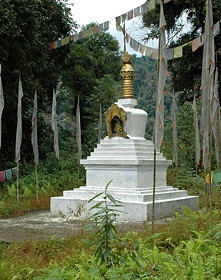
[51,195,199,222]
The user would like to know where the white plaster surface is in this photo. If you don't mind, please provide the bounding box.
[50,99,199,222]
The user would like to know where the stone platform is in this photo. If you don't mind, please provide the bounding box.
[51,138,199,222]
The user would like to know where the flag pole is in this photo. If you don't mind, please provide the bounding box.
[35,164,39,201]
[76,94,82,188]
[16,162,19,202]
[152,0,167,234]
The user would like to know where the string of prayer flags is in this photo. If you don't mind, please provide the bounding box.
[0,168,17,183]
[51,88,59,160]
[31,90,39,165]
[0,64,4,150]
[192,96,201,166]
[15,73,23,163]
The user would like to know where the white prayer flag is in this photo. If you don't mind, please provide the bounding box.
[192,96,201,166]
[51,88,59,160]
[200,0,215,169]
[31,90,39,164]
[171,94,178,167]
[0,64,4,150]
[212,66,221,164]
[154,1,167,151]
[15,73,23,163]
[98,103,102,144]
[76,95,82,164]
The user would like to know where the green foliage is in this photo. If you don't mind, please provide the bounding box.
[0,0,76,165]
[60,30,122,153]
[86,180,124,268]
[7,184,17,198]
[132,55,172,139]
[1,211,221,279]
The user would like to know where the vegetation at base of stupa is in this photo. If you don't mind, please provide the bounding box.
[0,206,221,279]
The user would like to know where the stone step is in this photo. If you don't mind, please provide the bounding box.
[78,186,178,193]
[63,189,188,202]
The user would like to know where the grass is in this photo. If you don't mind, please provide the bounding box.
[0,208,221,279]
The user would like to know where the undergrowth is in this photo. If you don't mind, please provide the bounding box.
[0,208,221,279]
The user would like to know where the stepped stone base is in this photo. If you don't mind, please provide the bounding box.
[50,138,199,222]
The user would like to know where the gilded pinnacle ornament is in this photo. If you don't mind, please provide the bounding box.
[120,52,135,99]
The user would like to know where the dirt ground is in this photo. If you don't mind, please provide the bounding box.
[0,210,169,242]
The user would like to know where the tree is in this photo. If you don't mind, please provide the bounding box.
[132,55,172,139]
[0,0,76,167]
[142,0,221,105]
[60,29,122,153]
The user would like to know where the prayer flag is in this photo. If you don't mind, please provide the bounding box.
[166,48,174,60]
[5,169,12,180]
[0,170,6,182]
[51,88,59,160]
[116,16,121,28]
[31,90,39,164]
[127,10,133,20]
[134,40,139,52]
[200,0,215,169]
[138,44,146,55]
[12,167,17,177]
[213,21,220,37]
[171,94,178,167]
[174,46,183,58]
[148,0,156,12]
[57,39,62,47]
[76,95,82,164]
[98,103,102,144]
[134,7,141,17]
[15,73,23,163]
[192,96,201,166]
[213,171,221,183]
[0,64,4,150]
[151,49,159,60]
[192,37,202,52]
[145,46,155,57]
[50,42,54,50]
[54,41,58,49]
[121,13,127,22]
[141,3,148,14]
[211,65,221,164]
[154,1,167,151]
[103,21,109,31]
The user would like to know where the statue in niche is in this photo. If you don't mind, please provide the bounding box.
[105,104,127,138]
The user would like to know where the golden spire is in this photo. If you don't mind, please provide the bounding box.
[120,52,135,99]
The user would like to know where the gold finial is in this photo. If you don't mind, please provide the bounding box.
[120,52,135,99]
